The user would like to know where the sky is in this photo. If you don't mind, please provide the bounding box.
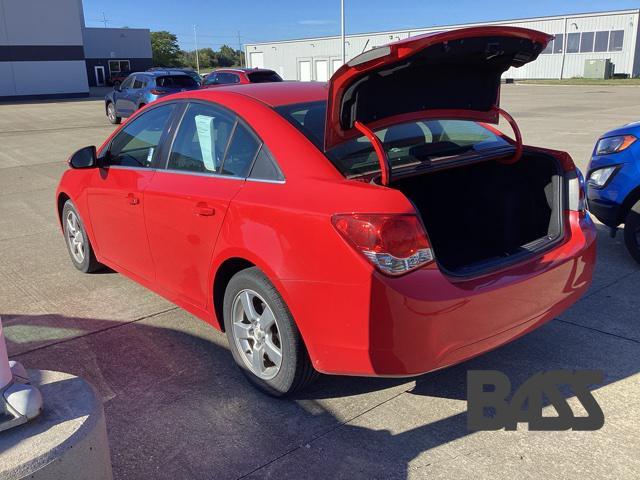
[82,0,640,50]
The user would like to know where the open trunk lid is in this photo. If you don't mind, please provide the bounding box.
[324,26,552,152]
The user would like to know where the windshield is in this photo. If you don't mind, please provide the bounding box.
[156,75,198,88]
[276,101,511,177]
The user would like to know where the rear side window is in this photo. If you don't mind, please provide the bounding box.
[221,123,260,177]
[156,75,198,88]
[216,73,240,84]
[168,103,236,173]
[247,71,283,83]
[249,146,284,181]
[108,104,175,167]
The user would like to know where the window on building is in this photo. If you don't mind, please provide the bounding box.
[108,60,131,74]
[594,31,609,52]
[609,30,624,51]
[567,33,580,53]
[553,34,564,54]
[580,32,594,53]
[541,39,553,54]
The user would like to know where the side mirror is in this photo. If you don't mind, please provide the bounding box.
[68,146,97,169]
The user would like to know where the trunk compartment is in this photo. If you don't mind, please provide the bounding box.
[392,152,564,276]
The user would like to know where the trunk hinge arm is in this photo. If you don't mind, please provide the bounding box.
[354,120,391,186]
[494,107,523,164]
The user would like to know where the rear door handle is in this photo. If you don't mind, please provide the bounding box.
[126,193,140,205]
[194,202,215,216]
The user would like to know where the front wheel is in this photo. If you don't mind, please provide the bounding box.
[62,201,103,273]
[106,102,121,125]
[623,201,640,264]
[223,267,317,396]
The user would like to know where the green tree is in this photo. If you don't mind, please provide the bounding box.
[151,31,182,67]
[216,44,243,67]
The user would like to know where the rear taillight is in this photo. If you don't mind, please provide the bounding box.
[332,213,434,275]
[568,168,587,216]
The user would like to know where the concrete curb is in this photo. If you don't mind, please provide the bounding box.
[0,370,112,480]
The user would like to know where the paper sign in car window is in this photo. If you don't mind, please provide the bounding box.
[195,114,217,171]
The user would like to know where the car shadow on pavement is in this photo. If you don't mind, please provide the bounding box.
[4,299,638,480]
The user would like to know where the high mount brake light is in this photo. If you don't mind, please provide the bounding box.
[332,213,434,275]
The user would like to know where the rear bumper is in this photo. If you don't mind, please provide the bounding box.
[286,212,596,376]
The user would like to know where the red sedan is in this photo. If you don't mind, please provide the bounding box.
[56,26,596,396]
[201,67,283,88]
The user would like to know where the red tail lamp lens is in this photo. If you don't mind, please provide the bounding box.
[332,214,434,275]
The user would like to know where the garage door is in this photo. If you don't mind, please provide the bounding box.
[250,52,264,69]
[298,60,311,81]
[315,59,329,82]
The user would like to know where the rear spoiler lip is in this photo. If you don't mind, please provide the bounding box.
[347,107,523,187]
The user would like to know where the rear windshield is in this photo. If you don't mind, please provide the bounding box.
[156,75,198,88]
[248,71,283,83]
[276,101,511,178]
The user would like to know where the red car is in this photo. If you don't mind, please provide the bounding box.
[201,67,283,88]
[56,26,596,396]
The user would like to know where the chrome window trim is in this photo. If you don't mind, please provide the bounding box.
[108,165,157,172]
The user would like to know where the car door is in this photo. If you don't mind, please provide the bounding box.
[87,103,177,281]
[144,101,262,308]
[114,75,137,116]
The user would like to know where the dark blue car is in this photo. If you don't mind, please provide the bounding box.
[105,70,200,124]
[587,124,640,263]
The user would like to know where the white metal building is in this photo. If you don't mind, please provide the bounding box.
[245,9,640,81]
[0,0,152,99]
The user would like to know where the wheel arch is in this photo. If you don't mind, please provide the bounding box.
[620,185,640,223]
[56,192,71,228]
[212,257,256,332]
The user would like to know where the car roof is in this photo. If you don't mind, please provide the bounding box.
[215,67,277,75]
[191,81,328,107]
[143,70,191,77]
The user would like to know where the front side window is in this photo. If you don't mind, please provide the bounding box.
[107,104,175,168]
[276,101,511,179]
[203,73,218,86]
[120,75,135,90]
[216,73,240,84]
[133,77,146,89]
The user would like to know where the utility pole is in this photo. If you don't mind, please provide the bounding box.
[193,24,200,74]
[340,0,346,65]
[101,12,109,28]
[237,31,243,67]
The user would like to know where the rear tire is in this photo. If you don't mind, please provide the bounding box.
[623,200,640,264]
[106,102,121,125]
[62,200,103,273]
[223,267,317,397]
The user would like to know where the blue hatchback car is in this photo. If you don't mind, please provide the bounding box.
[587,124,640,263]
[105,70,200,124]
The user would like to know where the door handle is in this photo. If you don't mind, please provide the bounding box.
[194,202,215,216]
[126,193,140,205]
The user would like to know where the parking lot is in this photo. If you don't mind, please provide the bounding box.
[1,84,639,479]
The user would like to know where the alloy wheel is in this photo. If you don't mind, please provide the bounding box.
[231,289,283,380]
[107,104,116,122]
[65,210,85,263]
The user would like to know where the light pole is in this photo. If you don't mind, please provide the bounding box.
[193,24,200,74]
[340,0,346,65]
